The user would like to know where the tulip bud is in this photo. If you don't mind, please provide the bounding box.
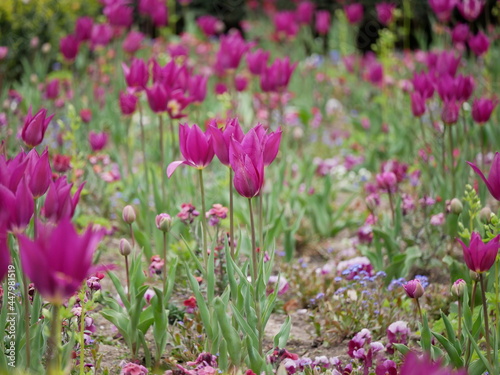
[155,213,172,232]
[451,279,466,298]
[469,270,479,281]
[122,205,136,224]
[479,207,492,223]
[450,198,463,215]
[119,238,132,256]
[403,279,424,299]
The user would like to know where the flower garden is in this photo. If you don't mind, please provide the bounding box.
[1,0,500,374]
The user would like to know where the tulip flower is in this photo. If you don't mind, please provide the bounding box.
[468,31,490,57]
[80,109,92,124]
[441,99,459,125]
[403,279,425,299]
[455,74,475,102]
[75,17,93,42]
[119,91,138,115]
[26,148,51,198]
[0,47,8,60]
[0,177,34,233]
[52,154,71,173]
[260,57,297,93]
[412,72,434,100]
[472,98,497,124]
[45,79,59,100]
[451,24,469,44]
[90,23,114,50]
[167,124,215,177]
[196,15,223,37]
[18,219,105,304]
[376,3,396,25]
[229,129,265,198]
[42,177,85,222]
[411,92,426,117]
[21,107,54,148]
[296,1,315,24]
[122,59,149,90]
[214,32,250,75]
[400,352,467,375]
[0,228,9,282]
[428,0,457,22]
[60,35,80,61]
[457,0,484,21]
[247,49,270,76]
[344,4,364,24]
[255,125,282,166]
[274,11,299,40]
[315,11,331,35]
[104,2,133,28]
[234,75,248,92]
[122,31,144,54]
[209,118,245,166]
[88,131,109,152]
[188,74,208,103]
[457,232,500,274]
[146,83,168,113]
[467,153,500,200]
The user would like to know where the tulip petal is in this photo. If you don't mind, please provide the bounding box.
[467,161,500,200]
[167,160,186,178]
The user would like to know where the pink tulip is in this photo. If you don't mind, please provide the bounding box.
[458,0,484,21]
[451,24,470,44]
[197,15,223,37]
[167,124,215,177]
[467,152,500,201]
[119,91,138,115]
[428,0,457,22]
[0,177,33,233]
[441,99,460,124]
[146,83,168,113]
[42,177,85,221]
[400,352,467,375]
[472,98,497,124]
[315,11,331,35]
[468,31,490,57]
[26,148,51,198]
[122,31,145,54]
[457,232,500,273]
[90,23,114,49]
[214,31,250,75]
[88,131,109,152]
[122,59,149,90]
[411,92,426,117]
[296,1,315,24]
[344,4,364,24]
[80,108,92,123]
[21,107,54,148]
[104,2,133,28]
[45,79,59,100]
[75,17,93,42]
[234,75,248,92]
[260,57,297,93]
[188,74,208,103]
[18,219,105,304]
[60,35,80,61]
[376,3,397,25]
[209,118,244,166]
[274,11,299,39]
[247,49,270,75]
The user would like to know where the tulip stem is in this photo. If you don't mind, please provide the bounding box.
[22,271,31,369]
[466,279,478,366]
[159,114,166,205]
[418,117,426,147]
[79,297,86,375]
[229,169,235,258]
[125,255,130,301]
[170,118,176,163]
[248,198,263,357]
[457,299,462,339]
[479,273,492,367]
[49,303,61,373]
[387,191,395,226]
[448,125,455,197]
[163,231,168,292]
[138,101,150,193]
[258,194,264,250]
[199,169,208,271]
[495,259,499,335]
[415,298,423,324]
[129,223,135,249]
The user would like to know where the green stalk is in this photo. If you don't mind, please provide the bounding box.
[458,299,462,339]
[496,259,499,337]
[125,255,130,301]
[79,302,86,375]
[415,298,423,324]
[170,118,176,163]
[480,274,492,367]
[48,304,61,374]
[229,168,235,258]
[199,169,208,271]
[138,101,150,192]
[466,279,479,366]
[387,191,395,225]
[248,198,263,356]
[159,114,166,205]
[258,194,264,250]
[162,231,168,292]
[448,125,455,197]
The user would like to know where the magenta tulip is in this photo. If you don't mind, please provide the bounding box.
[104,2,133,28]
[123,59,149,90]
[0,47,8,60]
[260,57,297,93]
[472,98,497,124]
[457,232,500,273]
[247,49,270,76]
[75,17,93,42]
[315,11,331,35]
[42,177,85,222]
[18,219,105,304]
[468,31,490,57]
[296,1,315,24]
[197,15,223,37]
[458,0,484,21]
[60,34,80,61]
[209,118,245,166]
[167,124,215,177]
[90,23,114,50]
[451,24,469,44]
[26,148,51,198]
[234,75,248,92]
[274,11,299,39]
[119,91,138,115]
[88,131,109,152]
[214,32,250,75]
[21,107,54,148]
[400,352,467,375]
[455,75,475,102]
[403,279,425,299]
[0,228,9,282]
[467,152,500,200]
[376,3,396,25]
[441,99,460,125]
[412,72,434,100]
[122,31,145,54]
[344,4,364,24]
[411,92,426,117]
[255,125,282,166]
[45,79,59,100]
[428,0,457,22]
[146,83,168,113]
[0,177,34,233]
[188,74,208,103]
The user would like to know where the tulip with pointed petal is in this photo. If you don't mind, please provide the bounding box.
[21,107,54,148]
[0,177,34,233]
[457,232,500,273]
[209,118,245,166]
[42,177,85,222]
[472,98,497,124]
[467,153,500,200]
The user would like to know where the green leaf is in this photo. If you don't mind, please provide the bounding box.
[431,331,463,368]
[214,297,241,365]
[420,313,432,353]
[273,316,291,349]
[393,343,410,355]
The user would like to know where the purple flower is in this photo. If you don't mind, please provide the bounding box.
[458,0,484,21]
[122,31,144,54]
[60,35,80,61]
[403,279,425,299]
[472,97,497,124]
[21,107,54,148]
[88,131,109,152]
[467,152,500,200]
[315,11,331,35]
[400,352,467,375]
[197,15,223,37]
[247,49,270,76]
[457,232,500,273]
[468,31,490,57]
[296,1,315,24]
[376,3,397,25]
[429,0,457,22]
[344,3,364,24]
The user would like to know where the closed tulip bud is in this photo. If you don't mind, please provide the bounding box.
[155,213,172,232]
[479,207,492,223]
[469,270,479,281]
[122,205,136,224]
[451,279,466,298]
[450,198,463,215]
[119,239,132,256]
[403,279,424,299]
[60,34,80,61]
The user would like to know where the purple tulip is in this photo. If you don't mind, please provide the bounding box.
[457,232,500,273]
[412,72,434,100]
[255,124,282,166]
[119,91,138,115]
[468,31,490,57]
[411,92,426,117]
[0,177,34,233]
[146,83,168,113]
[436,74,456,101]
[0,228,9,282]
[260,57,297,93]
[428,0,457,22]
[88,131,109,152]
[122,59,149,90]
[376,3,396,25]
[315,11,331,35]
[344,4,364,24]
[151,2,168,27]
[472,98,497,124]
[75,17,93,42]
[45,79,59,100]
[376,172,397,192]
[441,99,460,125]
[167,124,215,177]
[229,129,265,198]
[152,60,188,90]
[188,74,208,103]
[458,0,484,22]
[21,107,54,148]
[60,34,80,61]
[214,31,250,75]
[234,75,248,92]
[428,50,461,77]
[274,11,299,39]
[122,31,144,54]
[104,2,133,28]
[197,15,223,37]
[403,279,425,299]
[451,24,469,44]
[247,49,270,76]
[18,219,105,304]
[209,118,244,166]
[90,23,114,50]
[26,148,51,198]
[455,74,475,101]
[467,152,500,200]
[400,352,467,375]
[296,1,315,24]
[42,177,85,222]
